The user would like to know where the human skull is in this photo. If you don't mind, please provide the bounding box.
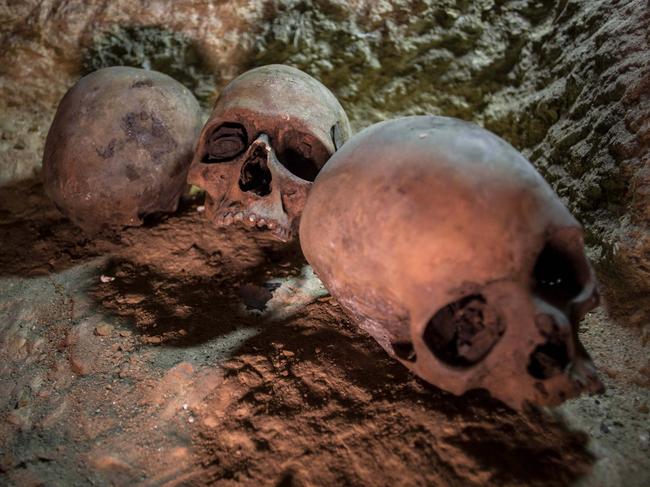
[300,116,603,410]
[43,66,202,233]
[188,64,351,242]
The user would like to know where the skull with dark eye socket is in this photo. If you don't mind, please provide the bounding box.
[300,116,604,410]
[204,123,248,162]
[188,64,351,242]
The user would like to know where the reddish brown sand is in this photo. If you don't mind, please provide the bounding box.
[0,178,648,486]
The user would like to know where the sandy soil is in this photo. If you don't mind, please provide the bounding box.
[0,178,648,486]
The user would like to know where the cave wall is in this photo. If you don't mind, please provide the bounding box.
[0,0,647,325]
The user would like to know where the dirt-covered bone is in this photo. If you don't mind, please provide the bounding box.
[188,64,351,242]
[42,66,202,233]
[300,115,603,410]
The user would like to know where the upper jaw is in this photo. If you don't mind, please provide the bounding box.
[212,209,293,242]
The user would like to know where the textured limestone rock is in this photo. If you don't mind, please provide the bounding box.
[81,26,216,106]
[0,0,647,325]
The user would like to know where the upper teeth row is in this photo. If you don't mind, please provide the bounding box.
[216,211,290,241]
[217,211,278,229]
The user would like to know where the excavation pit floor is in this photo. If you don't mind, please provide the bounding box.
[0,179,648,486]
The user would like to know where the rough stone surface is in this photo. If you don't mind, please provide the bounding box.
[82,26,216,106]
[250,0,649,326]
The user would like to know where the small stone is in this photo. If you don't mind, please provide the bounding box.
[118,330,132,337]
[196,205,205,212]
[89,454,133,474]
[100,275,115,283]
[122,294,145,305]
[203,416,218,428]
[146,336,162,344]
[282,350,295,358]
[70,355,93,375]
[238,283,274,312]
[7,335,27,358]
[601,367,618,379]
[16,397,30,408]
[68,322,99,375]
[95,324,113,337]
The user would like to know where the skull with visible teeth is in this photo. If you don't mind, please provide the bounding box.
[188,64,351,241]
[300,116,603,410]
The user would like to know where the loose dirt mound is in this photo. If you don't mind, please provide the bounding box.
[0,179,612,486]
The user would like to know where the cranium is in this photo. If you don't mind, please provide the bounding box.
[300,116,603,410]
[43,66,202,233]
[188,64,351,242]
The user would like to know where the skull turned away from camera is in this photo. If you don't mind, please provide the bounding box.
[189,64,351,241]
[300,116,603,410]
[43,66,202,233]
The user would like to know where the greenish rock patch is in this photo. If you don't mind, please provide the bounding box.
[82,26,216,106]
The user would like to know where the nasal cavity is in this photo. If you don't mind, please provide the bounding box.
[239,146,272,196]
[527,315,570,379]
[423,294,505,367]
[392,340,417,363]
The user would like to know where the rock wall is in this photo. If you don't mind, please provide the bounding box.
[0,0,648,325]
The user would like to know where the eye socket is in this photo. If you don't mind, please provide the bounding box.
[202,123,247,163]
[276,132,330,182]
[532,242,583,307]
